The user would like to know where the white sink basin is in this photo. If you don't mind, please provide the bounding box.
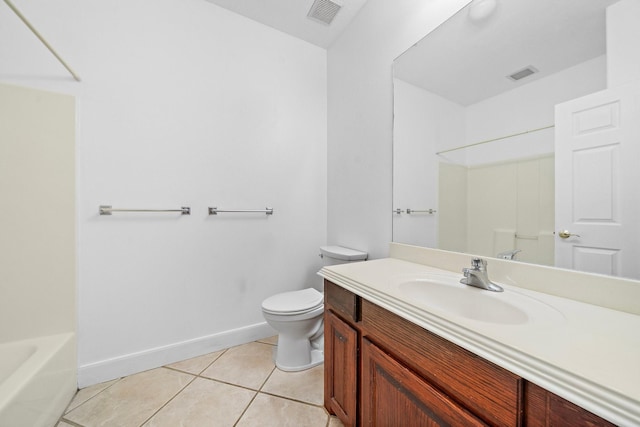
[395,276,564,325]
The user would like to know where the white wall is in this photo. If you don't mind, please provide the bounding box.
[327,0,472,260]
[1,0,326,387]
[393,78,464,247]
[607,0,640,88]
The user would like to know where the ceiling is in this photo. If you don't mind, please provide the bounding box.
[205,0,370,48]
[394,0,619,106]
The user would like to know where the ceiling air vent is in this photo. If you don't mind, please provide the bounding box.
[307,0,343,25]
[507,66,538,81]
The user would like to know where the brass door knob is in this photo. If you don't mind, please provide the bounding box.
[558,230,581,239]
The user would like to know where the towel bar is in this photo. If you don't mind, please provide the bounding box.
[208,207,273,216]
[99,205,190,215]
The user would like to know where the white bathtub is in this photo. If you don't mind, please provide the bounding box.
[0,333,76,427]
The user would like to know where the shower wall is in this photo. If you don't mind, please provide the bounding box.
[0,0,327,387]
[439,155,556,265]
[0,83,76,344]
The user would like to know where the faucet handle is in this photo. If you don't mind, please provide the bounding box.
[471,258,486,270]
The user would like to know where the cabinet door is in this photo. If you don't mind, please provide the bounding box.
[361,338,487,427]
[325,310,358,427]
[525,382,616,427]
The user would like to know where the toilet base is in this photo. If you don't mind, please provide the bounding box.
[265,311,324,372]
[275,348,323,372]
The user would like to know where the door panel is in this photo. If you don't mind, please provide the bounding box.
[360,338,486,427]
[325,310,358,426]
[555,82,640,279]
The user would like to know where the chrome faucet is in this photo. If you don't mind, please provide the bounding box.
[461,258,503,292]
[497,249,521,260]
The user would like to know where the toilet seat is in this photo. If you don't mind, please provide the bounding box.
[262,288,323,316]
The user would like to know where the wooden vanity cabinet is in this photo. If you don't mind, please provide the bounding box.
[324,279,616,427]
[325,309,358,426]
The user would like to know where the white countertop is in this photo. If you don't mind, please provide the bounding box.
[319,257,640,426]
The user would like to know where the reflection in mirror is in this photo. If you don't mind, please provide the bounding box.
[392,0,640,280]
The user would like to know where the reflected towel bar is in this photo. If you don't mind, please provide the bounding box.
[393,209,437,214]
[406,209,436,214]
[208,207,273,216]
[99,205,190,215]
[515,233,538,240]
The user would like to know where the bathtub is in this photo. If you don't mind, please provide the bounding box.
[0,333,76,427]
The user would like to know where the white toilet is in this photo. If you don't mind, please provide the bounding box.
[261,245,368,371]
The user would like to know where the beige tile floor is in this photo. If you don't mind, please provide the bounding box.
[57,337,344,427]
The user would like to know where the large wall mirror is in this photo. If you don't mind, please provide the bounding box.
[392,0,640,280]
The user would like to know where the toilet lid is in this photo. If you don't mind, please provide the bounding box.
[262,288,323,314]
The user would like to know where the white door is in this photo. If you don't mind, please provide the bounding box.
[555,82,640,279]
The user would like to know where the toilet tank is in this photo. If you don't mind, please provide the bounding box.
[320,246,368,265]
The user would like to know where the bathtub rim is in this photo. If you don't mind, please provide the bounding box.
[0,332,76,413]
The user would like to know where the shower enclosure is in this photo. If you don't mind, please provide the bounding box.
[0,82,77,426]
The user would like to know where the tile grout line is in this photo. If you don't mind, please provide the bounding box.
[163,346,228,377]
[191,374,263,393]
[259,339,332,425]
[60,377,124,425]
[136,369,199,427]
[137,348,231,426]
[232,364,277,427]
[173,365,327,409]
[258,389,328,409]
[58,418,85,427]
[165,347,277,394]
[257,362,332,425]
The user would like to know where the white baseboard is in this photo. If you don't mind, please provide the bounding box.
[77,322,277,388]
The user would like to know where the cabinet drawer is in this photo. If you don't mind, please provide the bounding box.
[361,299,522,426]
[325,279,359,323]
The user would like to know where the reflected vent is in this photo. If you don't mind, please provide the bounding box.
[507,66,538,81]
[307,0,343,25]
